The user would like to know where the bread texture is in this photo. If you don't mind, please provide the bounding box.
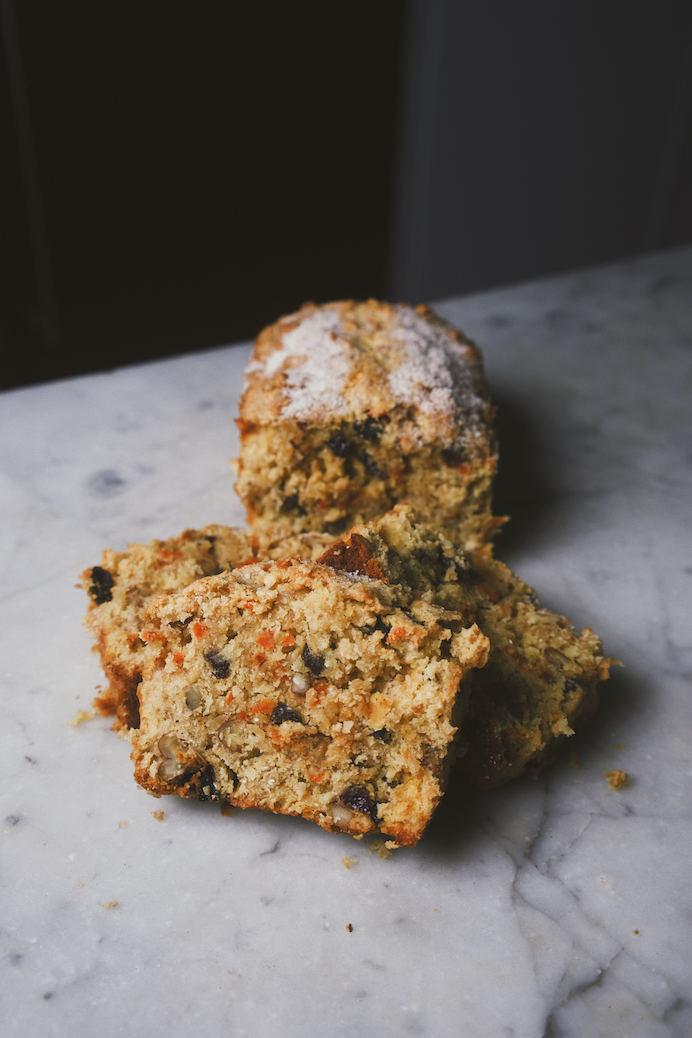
[235,300,502,550]
[318,506,613,789]
[129,557,489,847]
[81,524,333,732]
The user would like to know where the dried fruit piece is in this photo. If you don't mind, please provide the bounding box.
[301,644,325,675]
[327,432,350,457]
[205,649,231,679]
[341,785,377,820]
[270,702,302,725]
[353,415,386,442]
[88,566,114,605]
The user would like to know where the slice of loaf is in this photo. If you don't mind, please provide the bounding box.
[129,557,489,846]
[318,506,613,788]
[81,525,333,731]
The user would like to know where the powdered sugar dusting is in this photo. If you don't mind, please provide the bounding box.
[388,305,486,445]
[260,307,351,420]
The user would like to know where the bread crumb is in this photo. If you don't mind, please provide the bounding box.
[151,810,164,822]
[341,856,357,869]
[103,901,118,909]
[77,882,84,888]
[552,717,575,737]
[346,923,354,932]
[117,820,127,829]
[604,769,629,790]
[633,929,640,935]
[369,838,392,859]
[67,708,97,726]
[220,802,232,818]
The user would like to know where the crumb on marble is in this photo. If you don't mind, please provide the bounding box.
[369,838,392,859]
[342,856,357,869]
[220,802,232,818]
[552,716,575,737]
[151,810,164,822]
[102,901,118,909]
[346,923,354,932]
[67,708,97,727]
[77,882,84,888]
[117,820,127,829]
[604,769,629,790]
[633,929,640,935]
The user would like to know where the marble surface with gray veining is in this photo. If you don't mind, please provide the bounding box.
[1,247,691,1038]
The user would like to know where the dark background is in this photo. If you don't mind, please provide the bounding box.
[1,0,691,392]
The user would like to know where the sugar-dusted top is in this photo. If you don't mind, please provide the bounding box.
[240,300,494,451]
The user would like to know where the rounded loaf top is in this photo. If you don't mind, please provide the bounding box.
[240,299,493,451]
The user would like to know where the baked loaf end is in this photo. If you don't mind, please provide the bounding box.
[235,299,502,550]
[81,524,333,732]
[318,505,614,788]
[129,558,489,847]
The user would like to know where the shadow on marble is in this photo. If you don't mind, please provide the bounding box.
[568,662,650,762]
[422,662,650,861]
[490,393,557,558]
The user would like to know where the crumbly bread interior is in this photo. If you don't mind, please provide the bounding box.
[81,524,333,731]
[129,559,489,846]
[318,506,613,788]
[237,423,499,547]
[235,300,501,549]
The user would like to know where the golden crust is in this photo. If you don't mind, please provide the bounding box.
[240,300,492,443]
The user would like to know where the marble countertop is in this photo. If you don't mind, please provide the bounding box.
[1,247,691,1038]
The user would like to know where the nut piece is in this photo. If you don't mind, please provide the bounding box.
[291,673,309,696]
[158,733,185,758]
[218,718,242,751]
[157,732,191,781]
[328,803,355,827]
[185,685,204,711]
